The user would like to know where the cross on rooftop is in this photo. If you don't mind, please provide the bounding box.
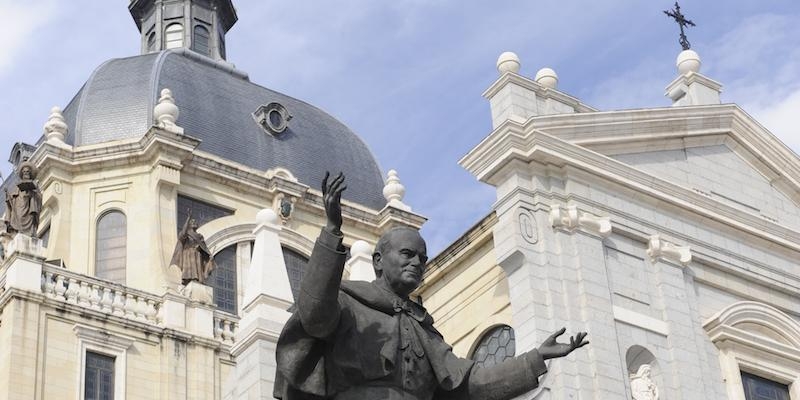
[664,2,696,50]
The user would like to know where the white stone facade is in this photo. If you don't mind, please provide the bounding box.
[449,51,800,399]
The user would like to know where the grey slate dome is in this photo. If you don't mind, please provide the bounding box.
[61,49,387,210]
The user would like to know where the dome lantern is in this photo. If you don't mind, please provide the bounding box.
[129,0,237,60]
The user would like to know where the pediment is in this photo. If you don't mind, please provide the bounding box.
[460,103,800,252]
[531,105,800,230]
[608,142,800,231]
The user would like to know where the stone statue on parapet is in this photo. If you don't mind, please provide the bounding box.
[171,209,216,285]
[3,160,43,238]
[274,172,589,400]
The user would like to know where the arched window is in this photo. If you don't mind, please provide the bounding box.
[193,25,210,56]
[209,245,237,314]
[95,211,127,284]
[165,23,184,49]
[470,325,515,368]
[146,30,157,52]
[283,247,309,301]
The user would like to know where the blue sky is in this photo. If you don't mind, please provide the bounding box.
[1,1,798,254]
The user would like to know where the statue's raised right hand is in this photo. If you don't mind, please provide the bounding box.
[322,171,346,235]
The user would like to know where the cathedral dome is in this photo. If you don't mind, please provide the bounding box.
[61,49,387,209]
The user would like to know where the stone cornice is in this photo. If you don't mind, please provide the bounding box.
[492,185,800,296]
[463,105,800,204]
[482,72,597,113]
[460,113,800,254]
[704,301,800,364]
[665,71,723,96]
[418,211,497,293]
[30,124,427,235]
[184,150,427,233]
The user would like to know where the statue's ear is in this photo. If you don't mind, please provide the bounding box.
[372,252,382,271]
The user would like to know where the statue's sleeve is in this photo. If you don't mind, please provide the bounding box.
[437,349,548,400]
[30,189,42,214]
[296,227,348,338]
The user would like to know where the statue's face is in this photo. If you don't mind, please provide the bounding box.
[375,229,427,297]
[20,167,32,180]
[189,219,198,229]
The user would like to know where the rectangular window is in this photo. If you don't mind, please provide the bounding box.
[742,372,790,400]
[85,351,115,400]
[39,224,50,247]
[176,195,234,233]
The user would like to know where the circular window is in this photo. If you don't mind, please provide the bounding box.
[471,325,516,368]
[269,109,285,130]
[254,102,292,134]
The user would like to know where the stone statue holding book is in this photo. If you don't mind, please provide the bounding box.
[3,161,42,237]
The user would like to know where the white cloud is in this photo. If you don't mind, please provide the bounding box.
[749,88,800,154]
[704,13,800,156]
[0,0,58,77]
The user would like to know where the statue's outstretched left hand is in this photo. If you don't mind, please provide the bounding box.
[538,327,589,360]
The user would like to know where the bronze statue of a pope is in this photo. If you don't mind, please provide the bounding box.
[274,172,588,400]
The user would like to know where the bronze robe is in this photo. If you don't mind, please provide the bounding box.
[274,229,548,400]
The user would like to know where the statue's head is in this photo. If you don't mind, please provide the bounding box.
[636,364,652,378]
[19,162,37,180]
[189,218,198,229]
[372,226,428,297]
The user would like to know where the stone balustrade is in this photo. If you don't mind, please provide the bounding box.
[1,259,239,344]
[40,264,162,324]
[213,311,238,344]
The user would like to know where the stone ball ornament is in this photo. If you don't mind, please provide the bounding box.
[154,88,179,126]
[350,240,372,258]
[497,51,521,74]
[676,49,701,75]
[256,208,279,226]
[535,67,559,89]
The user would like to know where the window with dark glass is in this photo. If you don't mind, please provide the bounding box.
[218,34,226,58]
[282,247,309,301]
[193,25,210,56]
[84,351,115,400]
[470,325,515,368]
[39,224,50,247]
[742,372,790,400]
[165,23,183,49]
[176,195,233,232]
[146,29,157,52]
[209,245,237,314]
[96,211,126,284]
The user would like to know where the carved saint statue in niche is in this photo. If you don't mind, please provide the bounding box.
[171,210,216,285]
[3,161,42,237]
[630,364,659,400]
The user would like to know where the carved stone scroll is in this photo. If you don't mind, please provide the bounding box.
[549,204,611,238]
[647,234,691,265]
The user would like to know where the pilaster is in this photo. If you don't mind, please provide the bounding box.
[232,209,293,400]
[649,244,711,399]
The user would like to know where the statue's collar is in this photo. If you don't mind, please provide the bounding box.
[341,280,431,324]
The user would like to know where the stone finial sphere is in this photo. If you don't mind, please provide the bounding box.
[383,169,406,203]
[535,67,558,89]
[497,52,521,74]
[256,208,279,225]
[677,49,701,75]
[154,88,179,125]
[44,106,69,141]
[350,240,373,258]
